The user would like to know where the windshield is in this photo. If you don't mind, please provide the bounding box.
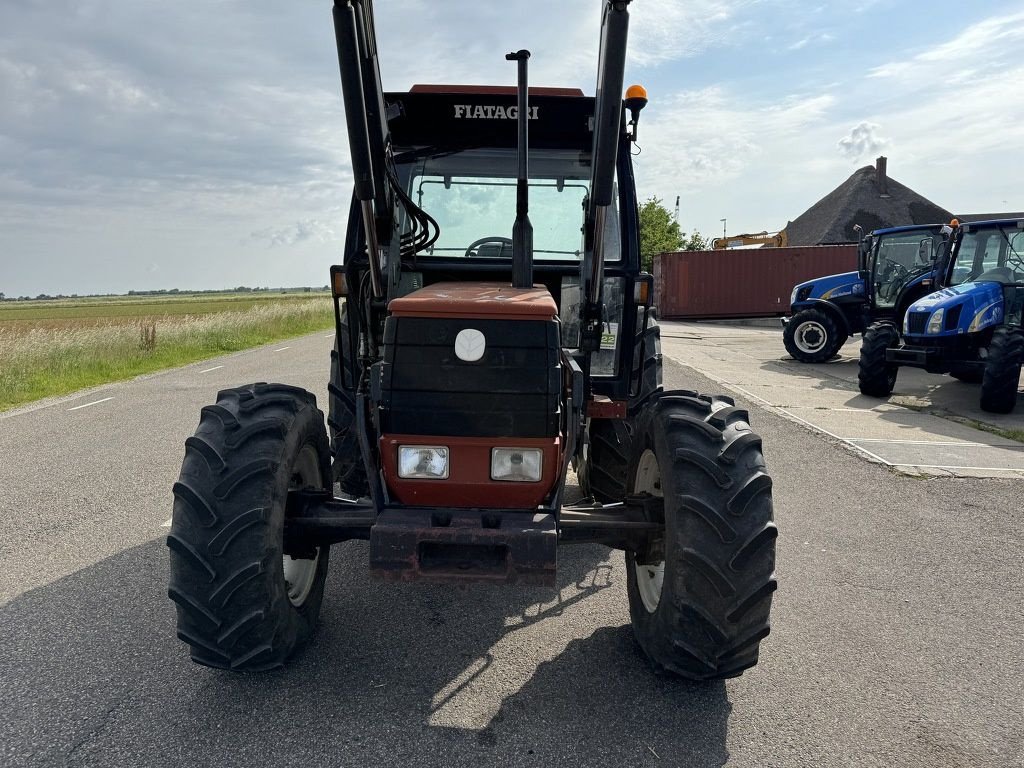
[949,225,1024,285]
[871,229,943,308]
[399,148,620,262]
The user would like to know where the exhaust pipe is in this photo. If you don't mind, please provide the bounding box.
[507,49,534,289]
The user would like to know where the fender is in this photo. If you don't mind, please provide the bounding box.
[791,297,857,336]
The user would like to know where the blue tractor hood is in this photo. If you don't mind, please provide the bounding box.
[904,281,1005,338]
[791,270,864,306]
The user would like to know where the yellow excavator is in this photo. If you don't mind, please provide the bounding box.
[712,230,787,249]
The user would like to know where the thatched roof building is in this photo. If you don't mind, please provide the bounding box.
[784,157,953,246]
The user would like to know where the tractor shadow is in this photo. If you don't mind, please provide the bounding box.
[1,529,732,766]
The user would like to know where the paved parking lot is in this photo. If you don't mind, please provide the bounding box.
[661,321,1024,480]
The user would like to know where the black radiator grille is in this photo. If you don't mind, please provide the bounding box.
[377,316,562,438]
[906,312,929,335]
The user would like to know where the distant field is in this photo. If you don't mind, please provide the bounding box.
[0,292,334,411]
[0,292,327,327]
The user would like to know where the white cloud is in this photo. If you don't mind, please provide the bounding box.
[788,32,833,50]
[638,87,836,187]
[249,219,337,249]
[632,85,843,237]
[837,122,889,161]
[869,11,1024,81]
[628,0,749,65]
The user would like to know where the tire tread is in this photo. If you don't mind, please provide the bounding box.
[626,393,776,681]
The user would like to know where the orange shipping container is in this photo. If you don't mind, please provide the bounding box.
[654,245,858,319]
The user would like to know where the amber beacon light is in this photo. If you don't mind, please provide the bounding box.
[624,84,648,141]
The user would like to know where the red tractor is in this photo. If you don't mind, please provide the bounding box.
[167,0,777,679]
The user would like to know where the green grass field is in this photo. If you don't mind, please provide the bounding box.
[0,292,334,411]
[0,291,327,326]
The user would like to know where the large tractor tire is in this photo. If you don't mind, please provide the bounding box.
[980,326,1023,413]
[578,419,631,503]
[858,322,900,397]
[625,392,777,680]
[783,308,844,363]
[578,311,662,503]
[633,307,663,400]
[328,304,370,496]
[168,383,331,671]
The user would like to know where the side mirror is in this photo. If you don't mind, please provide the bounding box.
[857,234,871,278]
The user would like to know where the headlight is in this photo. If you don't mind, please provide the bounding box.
[926,308,945,334]
[490,448,543,482]
[790,286,799,305]
[398,445,449,479]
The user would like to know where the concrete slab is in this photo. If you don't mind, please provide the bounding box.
[847,440,1024,473]
[786,407,1021,445]
[660,320,1024,479]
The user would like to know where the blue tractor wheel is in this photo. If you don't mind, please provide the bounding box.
[784,308,845,363]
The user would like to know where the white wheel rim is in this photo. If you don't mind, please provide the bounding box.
[634,449,664,613]
[283,444,321,607]
[795,321,827,354]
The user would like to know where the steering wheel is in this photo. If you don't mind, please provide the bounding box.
[876,259,910,301]
[464,236,513,258]
[882,258,910,279]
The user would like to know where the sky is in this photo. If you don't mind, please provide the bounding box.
[1,0,1022,296]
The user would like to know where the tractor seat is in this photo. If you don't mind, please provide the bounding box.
[475,242,514,259]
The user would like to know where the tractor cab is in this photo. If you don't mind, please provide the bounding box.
[945,219,1024,295]
[902,219,1024,341]
[343,85,647,392]
[861,223,954,319]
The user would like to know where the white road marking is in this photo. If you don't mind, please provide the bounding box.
[199,365,224,374]
[889,463,1024,473]
[67,397,114,411]
[779,408,895,465]
[727,384,774,408]
[843,438,992,447]
[782,406,899,413]
[161,518,172,527]
[324,333,335,338]
[274,346,291,352]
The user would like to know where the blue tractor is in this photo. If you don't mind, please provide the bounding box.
[858,218,1024,413]
[783,223,953,363]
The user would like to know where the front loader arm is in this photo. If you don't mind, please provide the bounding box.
[580,0,631,352]
[332,0,392,298]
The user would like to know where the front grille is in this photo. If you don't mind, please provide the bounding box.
[377,316,562,438]
[906,312,929,335]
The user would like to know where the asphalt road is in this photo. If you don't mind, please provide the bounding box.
[1,331,1021,767]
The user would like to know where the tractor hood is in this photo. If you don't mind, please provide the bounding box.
[791,271,864,306]
[903,281,1005,338]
